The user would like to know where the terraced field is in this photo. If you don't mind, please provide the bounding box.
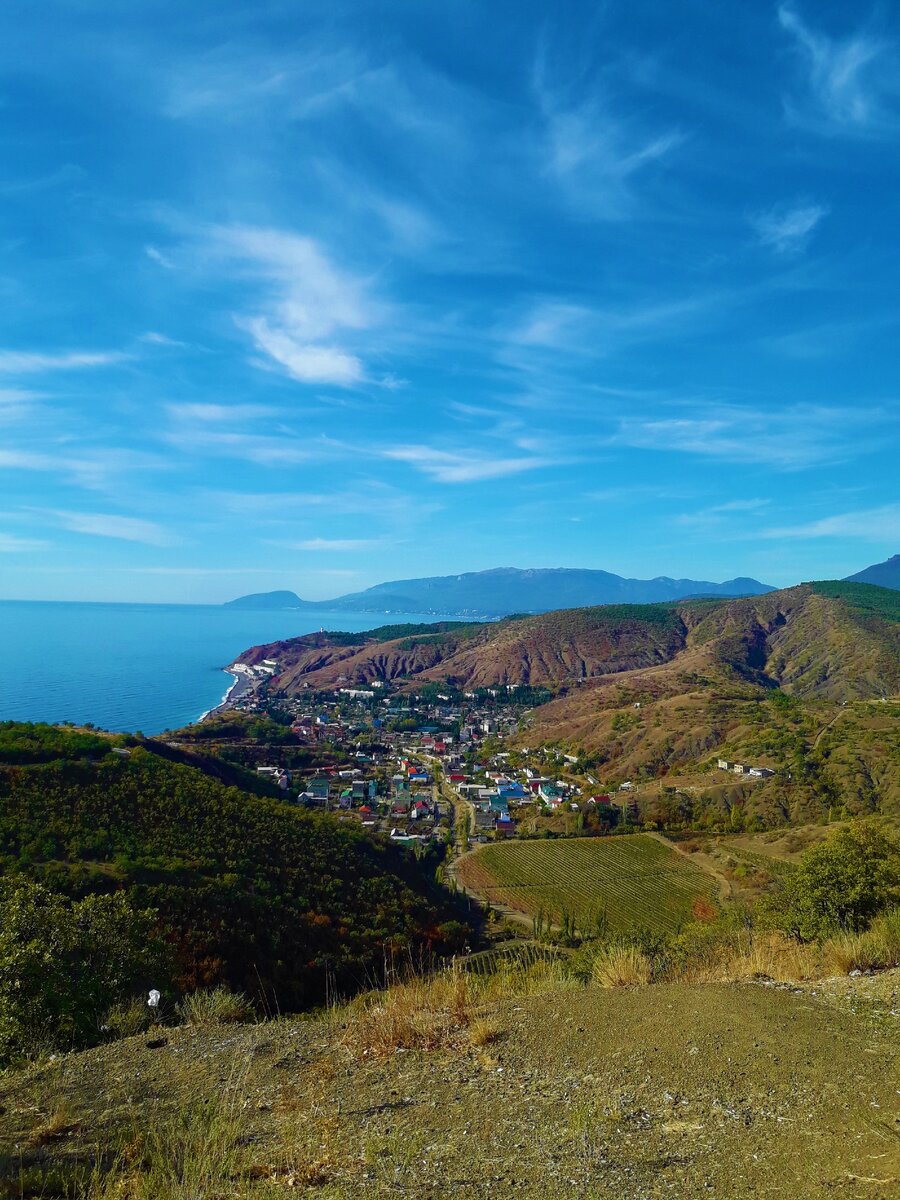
[456,834,716,935]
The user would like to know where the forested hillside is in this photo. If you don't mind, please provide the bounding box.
[0,725,467,1009]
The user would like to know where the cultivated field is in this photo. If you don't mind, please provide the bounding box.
[455,834,716,935]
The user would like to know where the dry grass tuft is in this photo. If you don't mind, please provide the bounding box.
[468,1015,503,1047]
[678,931,819,984]
[88,1076,250,1200]
[343,956,570,1058]
[27,1106,79,1147]
[345,971,475,1057]
[176,986,254,1026]
[823,909,900,975]
[591,945,652,987]
[105,995,153,1039]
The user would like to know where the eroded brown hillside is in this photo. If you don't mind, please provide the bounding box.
[237,583,900,702]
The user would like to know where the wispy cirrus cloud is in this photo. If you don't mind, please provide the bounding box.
[0,532,48,552]
[144,244,175,269]
[499,292,719,378]
[383,445,555,483]
[676,498,771,527]
[0,449,60,471]
[508,294,711,351]
[614,403,891,469]
[274,537,381,552]
[778,5,898,133]
[163,427,319,466]
[757,503,900,541]
[204,485,436,524]
[0,349,127,373]
[0,446,170,490]
[533,45,683,219]
[165,402,280,423]
[48,510,177,546]
[0,388,41,423]
[751,201,828,253]
[140,331,186,347]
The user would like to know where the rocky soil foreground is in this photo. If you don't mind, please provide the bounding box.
[3,972,899,1199]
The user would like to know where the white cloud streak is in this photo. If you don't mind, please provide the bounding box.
[615,404,890,470]
[751,201,828,253]
[383,445,555,483]
[49,510,176,546]
[778,5,897,132]
[277,538,380,551]
[758,503,900,541]
[0,350,127,373]
[0,532,48,552]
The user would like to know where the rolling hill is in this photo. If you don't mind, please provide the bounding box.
[225,566,774,616]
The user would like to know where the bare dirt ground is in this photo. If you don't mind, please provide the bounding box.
[2,972,898,1199]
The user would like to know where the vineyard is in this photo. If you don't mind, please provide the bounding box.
[455,834,716,936]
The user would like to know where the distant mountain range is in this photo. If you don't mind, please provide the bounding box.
[226,555,900,617]
[224,566,777,617]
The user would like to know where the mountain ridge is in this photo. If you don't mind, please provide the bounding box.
[224,565,776,616]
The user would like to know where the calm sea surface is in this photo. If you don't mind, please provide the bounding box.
[0,601,451,734]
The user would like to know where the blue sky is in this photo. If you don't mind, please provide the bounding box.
[1,0,898,603]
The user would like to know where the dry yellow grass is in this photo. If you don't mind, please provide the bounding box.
[468,1015,503,1046]
[27,1106,79,1147]
[591,945,653,987]
[342,957,572,1058]
[822,909,900,975]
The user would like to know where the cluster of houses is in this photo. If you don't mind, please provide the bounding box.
[443,761,590,840]
[280,756,445,843]
[223,669,640,841]
[717,759,776,779]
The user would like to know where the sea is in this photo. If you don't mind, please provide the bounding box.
[0,601,452,735]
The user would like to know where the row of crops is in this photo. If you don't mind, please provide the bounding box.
[456,834,716,936]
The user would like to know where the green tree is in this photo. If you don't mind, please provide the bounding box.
[0,879,169,1062]
[766,822,900,941]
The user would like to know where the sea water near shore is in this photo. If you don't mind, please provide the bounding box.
[0,600,452,735]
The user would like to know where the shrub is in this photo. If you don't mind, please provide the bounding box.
[763,822,900,941]
[105,996,154,1039]
[177,987,254,1026]
[0,879,169,1064]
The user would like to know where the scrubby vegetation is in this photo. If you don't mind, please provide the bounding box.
[0,879,165,1063]
[0,724,471,1057]
[0,821,898,1196]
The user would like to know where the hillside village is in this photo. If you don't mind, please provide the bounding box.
[199,648,810,847]
[206,660,616,841]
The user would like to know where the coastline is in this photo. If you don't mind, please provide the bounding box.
[198,668,258,722]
